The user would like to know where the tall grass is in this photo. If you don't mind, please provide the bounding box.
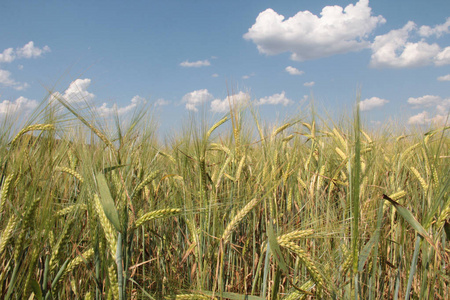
[0,94,448,299]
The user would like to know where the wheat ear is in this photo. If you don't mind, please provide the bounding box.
[222,197,261,244]
[134,208,181,228]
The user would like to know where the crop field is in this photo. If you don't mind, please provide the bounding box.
[0,97,449,299]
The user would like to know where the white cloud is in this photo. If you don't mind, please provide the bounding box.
[285,66,304,75]
[242,72,255,79]
[0,96,38,114]
[407,95,441,108]
[62,78,95,103]
[0,42,50,63]
[437,74,450,81]
[18,65,24,70]
[359,97,389,111]
[256,91,292,106]
[243,0,385,61]
[0,69,29,90]
[408,111,448,126]
[210,92,250,113]
[0,48,15,63]
[16,41,50,59]
[304,81,315,87]
[180,60,210,67]
[212,73,219,78]
[419,18,450,38]
[435,46,450,66]
[0,69,16,86]
[154,98,170,106]
[370,21,450,68]
[97,95,146,117]
[182,89,214,111]
[407,95,449,126]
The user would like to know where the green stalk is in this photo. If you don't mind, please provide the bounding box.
[116,232,124,300]
[351,100,362,298]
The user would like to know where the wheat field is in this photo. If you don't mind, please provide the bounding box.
[0,96,449,299]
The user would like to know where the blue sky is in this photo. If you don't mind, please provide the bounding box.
[0,0,449,134]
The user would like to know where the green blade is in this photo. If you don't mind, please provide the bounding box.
[96,172,122,232]
[382,194,436,251]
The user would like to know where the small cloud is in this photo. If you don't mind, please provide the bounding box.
[370,120,382,126]
[256,91,292,106]
[212,73,219,78]
[408,111,447,125]
[0,96,38,114]
[210,92,250,113]
[0,68,29,90]
[304,81,315,87]
[407,95,441,108]
[16,41,50,59]
[13,82,29,91]
[407,95,449,125]
[419,17,450,38]
[300,95,309,103]
[180,60,211,67]
[18,65,24,70]
[285,66,304,75]
[437,74,450,81]
[154,98,170,106]
[359,97,389,111]
[182,89,214,111]
[0,48,15,63]
[242,72,255,79]
[97,95,146,117]
[0,41,50,64]
[62,78,95,103]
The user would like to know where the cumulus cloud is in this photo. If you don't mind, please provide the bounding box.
[408,111,447,125]
[97,95,147,117]
[242,72,255,79]
[16,41,50,59]
[0,96,38,114]
[210,92,250,113]
[182,89,214,111]
[180,60,210,67]
[64,79,95,103]
[407,95,449,126]
[437,74,450,81]
[359,97,389,111]
[285,66,304,75]
[419,17,450,38]
[0,42,50,91]
[370,21,450,68]
[0,41,50,63]
[256,91,292,106]
[154,98,170,106]
[304,81,315,87]
[244,0,385,61]
[0,69,29,90]
[0,48,15,63]
[407,95,441,108]
[212,73,219,78]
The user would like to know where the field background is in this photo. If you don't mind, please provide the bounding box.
[0,98,449,299]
